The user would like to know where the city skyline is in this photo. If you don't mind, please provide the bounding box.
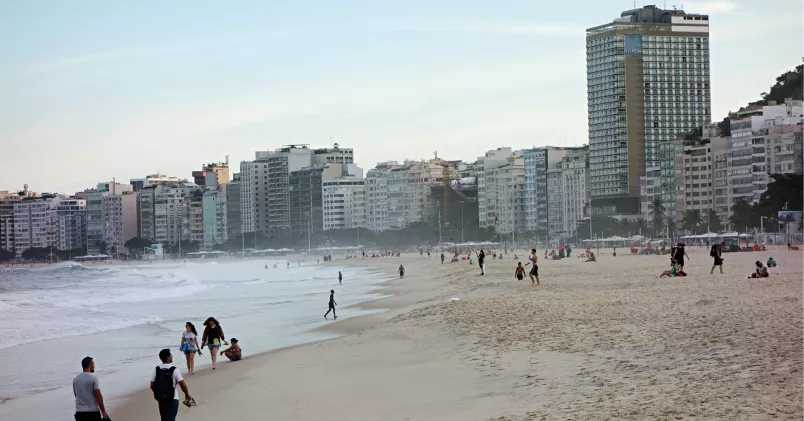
[2,0,802,194]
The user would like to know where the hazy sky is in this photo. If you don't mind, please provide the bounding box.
[1,0,801,194]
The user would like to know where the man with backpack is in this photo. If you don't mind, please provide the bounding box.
[710,241,725,274]
[150,348,194,421]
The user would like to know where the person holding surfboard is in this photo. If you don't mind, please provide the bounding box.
[201,317,226,370]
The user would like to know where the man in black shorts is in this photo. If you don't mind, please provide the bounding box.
[673,243,689,275]
[525,249,539,286]
[710,241,724,274]
[514,262,525,280]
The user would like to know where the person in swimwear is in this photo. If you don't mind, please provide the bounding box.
[525,249,539,285]
[514,262,525,280]
[221,338,242,362]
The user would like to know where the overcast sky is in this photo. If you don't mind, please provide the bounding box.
[1,0,801,194]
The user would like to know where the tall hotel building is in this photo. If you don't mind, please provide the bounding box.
[586,5,711,216]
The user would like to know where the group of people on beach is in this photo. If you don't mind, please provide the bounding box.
[72,317,242,421]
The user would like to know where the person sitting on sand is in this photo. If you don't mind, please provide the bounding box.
[749,261,769,278]
[767,257,777,267]
[585,252,596,262]
[221,338,242,361]
[514,262,525,281]
[659,260,679,278]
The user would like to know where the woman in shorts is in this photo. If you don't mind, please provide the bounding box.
[180,322,201,375]
[201,317,226,370]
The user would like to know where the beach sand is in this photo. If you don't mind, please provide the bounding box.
[112,247,803,421]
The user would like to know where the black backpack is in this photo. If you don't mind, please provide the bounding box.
[152,366,176,402]
[710,245,718,257]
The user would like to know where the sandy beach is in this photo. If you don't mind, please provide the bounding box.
[111,247,803,421]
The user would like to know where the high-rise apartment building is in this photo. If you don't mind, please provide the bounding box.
[13,196,56,255]
[53,198,87,251]
[477,148,516,229]
[0,193,24,252]
[559,149,590,239]
[226,173,241,241]
[202,185,228,249]
[490,154,525,236]
[713,99,804,225]
[323,177,366,231]
[365,162,395,232]
[667,124,730,223]
[85,182,138,255]
[586,5,711,216]
[139,183,198,245]
[523,147,583,233]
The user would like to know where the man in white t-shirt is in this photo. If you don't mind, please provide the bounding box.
[150,349,193,421]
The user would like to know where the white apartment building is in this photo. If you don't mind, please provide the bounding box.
[560,151,589,239]
[139,183,198,245]
[202,185,228,249]
[13,197,56,255]
[239,160,258,234]
[322,177,366,230]
[487,154,524,235]
[477,148,515,229]
[53,198,86,251]
[669,129,730,223]
[542,148,590,241]
[524,147,584,233]
[712,99,803,226]
[365,163,394,232]
[767,124,804,174]
[85,182,138,255]
[0,194,24,252]
[546,166,564,238]
[404,160,444,227]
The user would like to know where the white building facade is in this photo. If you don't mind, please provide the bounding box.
[202,185,228,249]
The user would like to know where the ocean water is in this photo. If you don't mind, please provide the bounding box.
[0,259,390,419]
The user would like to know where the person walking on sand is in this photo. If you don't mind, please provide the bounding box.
[338,271,342,284]
[398,264,405,279]
[514,262,525,281]
[324,290,337,320]
[710,241,724,274]
[478,250,486,275]
[221,338,242,361]
[151,349,194,421]
[525,249,539,285]
[201,317,226,370]
[180,322,201,375]
[73,357,110,421]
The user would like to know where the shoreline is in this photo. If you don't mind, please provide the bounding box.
[111,254,455,420]
[69,249,804,420]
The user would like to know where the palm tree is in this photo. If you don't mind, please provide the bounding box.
[649,198,667,235]
[681,209,702,234]
[666,216,677,241]
[706,209,722,233]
